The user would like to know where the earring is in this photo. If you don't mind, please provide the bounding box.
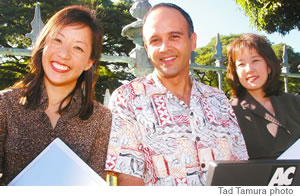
[82,82,86,96]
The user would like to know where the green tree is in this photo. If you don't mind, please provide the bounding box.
[194,34,240,96]
[95,0,135,102]
[0,0,135,102]
[272,43,300,94]
[272,43,300,73]
[235,0,300,35]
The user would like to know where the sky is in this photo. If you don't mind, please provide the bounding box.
[143,0,300,53]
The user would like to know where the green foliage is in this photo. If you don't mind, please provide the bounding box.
[194,34,300,98]
[272,44,300,73]
[272,44,300,94]
[0,0,85,89]
[97,0,135,56]
[0,0,135,102]
[235,0,300,35]
[95,63,133,102]
[194,34,240,96]
[92,0,136,102]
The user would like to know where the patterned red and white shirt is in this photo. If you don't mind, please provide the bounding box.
[105,73,248,186]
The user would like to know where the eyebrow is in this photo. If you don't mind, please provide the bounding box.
[237,55,262,63]
[57,32,89,47]
[170,31,184,35]
[252,55,261,58]
[75,40,89,47]
[148,31,184,40]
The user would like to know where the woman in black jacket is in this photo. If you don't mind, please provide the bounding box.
[226,33,300,160]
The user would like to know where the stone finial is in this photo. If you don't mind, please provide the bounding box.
[25,2,44,45]
[121,0,153,77]
[121,21,144,46]
[212,33,225,90]
[130,0,152,20]
[281,44,289,74]
[213,33,224,64]
[103,89,111,107]
[191,51,199,64]
[121,0,151,46]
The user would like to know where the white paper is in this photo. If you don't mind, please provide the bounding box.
[277,139,300,160]
[8,138,108,186]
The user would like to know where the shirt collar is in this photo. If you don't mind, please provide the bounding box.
[39,82,82,116]
[149,72,201,108]
[150,72,168,95]
[150,71,198,94]
[240,91,259,111]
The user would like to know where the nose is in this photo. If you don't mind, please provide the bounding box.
[159,40,170,53]
[57,44,71,60]
[245,63,253,73]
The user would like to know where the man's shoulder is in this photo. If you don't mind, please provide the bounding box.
[194,81,226,97]
[112,75,152,95]
[229,96,240,107]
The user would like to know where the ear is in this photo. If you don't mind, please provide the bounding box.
[144,41,151,59]
[191,32,197,50]
[144,41,148,53]
[267,66,271,74]
[84,59,95,71]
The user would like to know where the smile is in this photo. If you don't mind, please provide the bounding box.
[161,56,176,64]
[163,57,176,61]
[51,61,70,72]
[246,76,258,82]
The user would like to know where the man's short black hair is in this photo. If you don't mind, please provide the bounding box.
[143,3,194,37]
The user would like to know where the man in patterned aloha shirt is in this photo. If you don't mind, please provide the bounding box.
[105,3,248,186]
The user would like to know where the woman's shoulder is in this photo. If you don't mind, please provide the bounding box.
[274,92,300,102]
[89,101,112,133]
[0,88,21,103]
[92,100,112,119]
[0,88,12,97]
[0,89,22,114]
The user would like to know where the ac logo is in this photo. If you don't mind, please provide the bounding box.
[268,166,296,186]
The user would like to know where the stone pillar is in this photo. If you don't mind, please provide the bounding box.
[25,2,44,46]
[213,33,225,90]
[121,0,153,77]
[281,44,289,93]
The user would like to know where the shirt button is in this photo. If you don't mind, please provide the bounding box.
[196,136,200,141]
[190,111,194,116]
[201,163,206,168]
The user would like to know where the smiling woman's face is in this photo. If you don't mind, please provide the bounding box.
[235,47,270,95]
[42,24,94,89]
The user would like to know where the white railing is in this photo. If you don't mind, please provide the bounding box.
[1,1,300,106]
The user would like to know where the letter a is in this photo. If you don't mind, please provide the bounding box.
[268,167,296,186]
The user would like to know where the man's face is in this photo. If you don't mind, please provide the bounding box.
[143,7,196,81]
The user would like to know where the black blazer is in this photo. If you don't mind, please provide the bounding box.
[231,92,300,160]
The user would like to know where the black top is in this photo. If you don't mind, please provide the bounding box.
[231,92,300,160]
